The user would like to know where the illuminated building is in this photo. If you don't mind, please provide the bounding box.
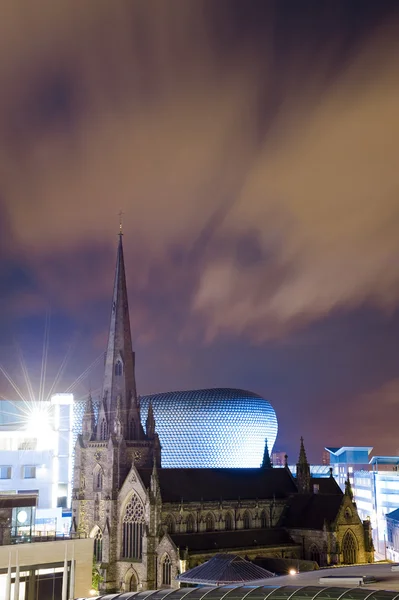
[72,232,373,594]
[0,394,75,532]
[140,388,277,468]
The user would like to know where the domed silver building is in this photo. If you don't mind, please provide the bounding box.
[140,387,278,468]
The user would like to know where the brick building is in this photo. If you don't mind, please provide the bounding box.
[71,232,374,594]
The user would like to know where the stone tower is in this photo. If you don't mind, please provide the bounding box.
[296,436,311,493]
[71,231,161,591]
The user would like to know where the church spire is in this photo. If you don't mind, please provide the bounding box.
[296,436,311,493]
[97,228,144,441]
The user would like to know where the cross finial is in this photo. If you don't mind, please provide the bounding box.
[118,210,124,235]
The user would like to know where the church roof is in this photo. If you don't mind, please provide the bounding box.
[138,467,298,502]
[176,553,275,584]
[171,527,296,553]
[281,493,344,530]
[311,476,342,494]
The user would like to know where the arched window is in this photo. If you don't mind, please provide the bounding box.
[260,510,267,528]
[243,510,251,529]
[309,544,320,565]
[129,420,136,440]
[115,361,122,376]
[93,465,103,491]
[100,418,108,440]
[205,513,214,532]
[225,512,233,531]
[345,507,352,519]
[93,529,103,563]
[122,493,145,559]
[162,555,172,586]
[342,531,357,565]
[165,514,175,534]
[186,514,195,533]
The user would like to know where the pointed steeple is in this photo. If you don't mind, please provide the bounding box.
[261,438,272,469]
[146,401,156,440]
[98,230,144,441]
[82,393,95,443]
[296,436,311,493]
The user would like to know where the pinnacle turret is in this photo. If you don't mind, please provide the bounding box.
[261,438,272,469]
[146,401,156,439]
[296,436,311,494]
[82,393,95,443]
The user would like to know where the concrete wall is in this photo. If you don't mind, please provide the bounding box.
[0,537,93,598]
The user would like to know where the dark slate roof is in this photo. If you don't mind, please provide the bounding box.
[177,553,275,584]
[281,493,344,530]
[311,476,342,495]
[171,527,296,552]
[138,467,298,502]
[386,508,399,522]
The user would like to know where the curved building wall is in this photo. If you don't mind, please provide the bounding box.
[140,388,278,468]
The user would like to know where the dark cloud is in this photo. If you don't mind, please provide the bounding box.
[1,1,399,459]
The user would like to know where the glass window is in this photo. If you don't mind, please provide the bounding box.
[23,466,36,479]
[0,466,11,479]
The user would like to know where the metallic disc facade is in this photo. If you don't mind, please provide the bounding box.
[140,388,278,468]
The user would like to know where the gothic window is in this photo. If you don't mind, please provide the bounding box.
[260,510,267,528]
[115,360,123,376]
[100,418,108,440]
[186,514,195,533]
[205,513,214,532]
[243,510,251,530]
[122,493,145,559]
[129,420,136,440]
[93,465,103,491]
[342,530,357,565]
[165,514,175,534]
[225,512,233,531]
[93,529,103,563]
[162,555,172,586]
[309,544,320,565]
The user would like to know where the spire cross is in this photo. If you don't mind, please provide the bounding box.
[118,210,124,235]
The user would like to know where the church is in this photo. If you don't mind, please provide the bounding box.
[71,232,374,594]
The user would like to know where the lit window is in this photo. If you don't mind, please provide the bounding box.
[0,466,11,479]
[23,466,36,479]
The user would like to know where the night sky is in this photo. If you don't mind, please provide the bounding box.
[1,1,399,461]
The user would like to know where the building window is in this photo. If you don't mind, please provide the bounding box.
[122,493,145,559]
[18,439,37,451]
[309,544,321,565]
[0,466,11,480]
[93,466,103,491]
[243,510,251,529]
[94,529,103,562]
[186,514,195,533]
[164,514,175,534]
[342,531,357,564]
[23,466,36,479]
[205,513,214,532]
[115,361,122,377]
[260,510,267,528]
[100,419,108,440]
[225,512,233,531]
[162,555,172,586]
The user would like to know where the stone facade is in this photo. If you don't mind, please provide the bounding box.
[72,234,374,594]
